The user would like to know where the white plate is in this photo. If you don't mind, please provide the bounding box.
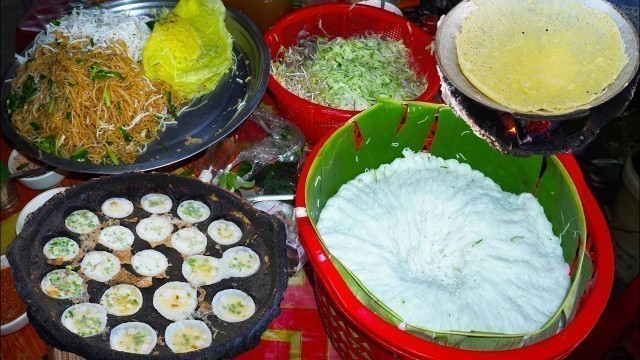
[16,187,67,235]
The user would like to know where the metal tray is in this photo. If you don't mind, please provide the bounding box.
[0,0,269,174]
[435,0,639,120]
[6,173,288,359]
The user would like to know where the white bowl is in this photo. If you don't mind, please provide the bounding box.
[0,255,29,336]
[7,149,66,190]
[16,187,67,235]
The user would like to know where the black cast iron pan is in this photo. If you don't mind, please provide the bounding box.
[6,173,288,359]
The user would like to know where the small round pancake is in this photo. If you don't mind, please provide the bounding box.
[212,289,256,323]
[99,225,135,250]
[110,322,157,354]
[153,282,198,321]
[171,227,207,256]
[101,197,134,218]
[136,215,173,244]
[61,303,107,337]
[207,220,242,245]
[41,269,84,299]
[100,284,143,316]
[131,249,169,277]
[81,251,121,282]
[43,237,79,262]
[177,200,210,223]
[165,320,212,353]
[141,193,173,214]
[65,209,100,234]
[182,255,226,286]
[222,246,260,277]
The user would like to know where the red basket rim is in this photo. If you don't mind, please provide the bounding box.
[264,3,441,115]
[295,132,614,359]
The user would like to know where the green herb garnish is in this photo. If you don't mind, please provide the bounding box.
[118,126,132,141]
[89,64,125,80]
[70,147,88,161]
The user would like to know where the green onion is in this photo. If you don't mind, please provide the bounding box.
[165,91,177,118]
[106,150,119,165]
[89,64,125,80]
[70,147,88,161]
[29,121,41,131]
[35,135,56,153]
[103,87,111,107]
[50,19,60,26]
[48,97,55,113]
[118,126,132,141]
[5,74,38,115]
[65,111,71,120]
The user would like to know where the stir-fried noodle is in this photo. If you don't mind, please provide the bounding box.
[8,35,185,165]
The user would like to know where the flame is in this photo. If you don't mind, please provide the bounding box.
[507,126,516,134]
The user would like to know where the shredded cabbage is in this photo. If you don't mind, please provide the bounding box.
[271,35,427,111]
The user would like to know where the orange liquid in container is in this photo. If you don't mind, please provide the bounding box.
[223,0,293,33]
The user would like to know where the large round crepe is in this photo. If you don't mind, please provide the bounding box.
[455,0,628,113]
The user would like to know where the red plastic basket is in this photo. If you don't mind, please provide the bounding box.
[264,3,440,144]
[296,137,614,359]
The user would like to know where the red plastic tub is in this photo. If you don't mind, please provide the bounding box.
[264,3,440,144]
[296,134,614,359]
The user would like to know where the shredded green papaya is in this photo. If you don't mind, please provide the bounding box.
[271,35,427,111]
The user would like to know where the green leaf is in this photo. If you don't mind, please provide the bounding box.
[29,122,41,131]
[50,19,60,26]
[217,171,254,192]
[429,108,543,195]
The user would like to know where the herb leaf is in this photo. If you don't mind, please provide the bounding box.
[89,64,125,80]
[118,126,132,141]
[70,147,88,161]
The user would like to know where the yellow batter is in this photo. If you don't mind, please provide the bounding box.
[455,0,628,113]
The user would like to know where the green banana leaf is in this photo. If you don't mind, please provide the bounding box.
[304,100,591,350]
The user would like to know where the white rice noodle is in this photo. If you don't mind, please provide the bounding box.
[21,8,152,63]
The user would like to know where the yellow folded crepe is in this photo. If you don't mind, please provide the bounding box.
[142,0,233,99]
[455,0,628,113]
